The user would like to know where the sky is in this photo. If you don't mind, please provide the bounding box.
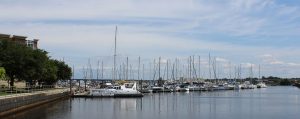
[0,0,300,79]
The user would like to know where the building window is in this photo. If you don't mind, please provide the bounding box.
[27,40,34,48]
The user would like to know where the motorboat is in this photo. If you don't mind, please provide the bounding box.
[89,82,143,97]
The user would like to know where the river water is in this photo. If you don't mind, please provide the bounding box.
[4,86,300,119]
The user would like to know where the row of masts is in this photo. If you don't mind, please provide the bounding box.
[79,55,262,81]
[77,26,262,81]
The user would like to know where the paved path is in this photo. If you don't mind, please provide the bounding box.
[0,88,70,100]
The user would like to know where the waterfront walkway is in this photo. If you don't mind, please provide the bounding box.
[0,88,70,117]
[0,88,70,100]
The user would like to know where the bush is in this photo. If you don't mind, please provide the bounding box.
[280,79,291,86]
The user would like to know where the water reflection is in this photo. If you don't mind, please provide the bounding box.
[3,86,300,119]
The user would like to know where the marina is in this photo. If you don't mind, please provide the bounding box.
[68,26,268,98]
[71,79,267,98]
[1,1,300,119]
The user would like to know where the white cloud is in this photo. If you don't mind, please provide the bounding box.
[260,54,300,67]
[241,63,255,68]
[261,54,281,64]
[270,61,284,65]
[287,62,300,67]
[1,0,300,78]
[216,57,229,62]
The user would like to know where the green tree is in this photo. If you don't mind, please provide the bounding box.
[0,40,31,88]
[53,60,72,81]
[22,49,49,86]
[0,40,72,88]
[0,67,5,80]
[41,59,58,85]
[39,59,72,85]
[280,79,291,86]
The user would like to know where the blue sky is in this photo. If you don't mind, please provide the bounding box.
[0,0,300,79]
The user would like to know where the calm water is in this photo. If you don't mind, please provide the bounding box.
[4,86,300,119]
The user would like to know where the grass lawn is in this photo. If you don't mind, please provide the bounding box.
[0,92,8,96]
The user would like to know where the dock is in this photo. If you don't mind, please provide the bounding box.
[72,92,143,98]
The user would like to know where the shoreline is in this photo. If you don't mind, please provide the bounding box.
[0,89,70,117]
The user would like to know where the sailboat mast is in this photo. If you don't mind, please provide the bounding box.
[250,64,253,84]
[166,59,169,80]
[259,64,261,80]
[143,64,145,80]
[88,58,93,80]
[97,60,99,80]
[138,56,141,80]
[138,56,141,90]
[189,56,192,80]
[192,55,197,80]
[209,53,211,80]
[126,57,129,80]
[152,59,156,82]
[101,61,104,79]
[159,57,161,79]
[229,62,232,80]
[198,56,201,79]
[239,64,242,80]
[113,26,117,80]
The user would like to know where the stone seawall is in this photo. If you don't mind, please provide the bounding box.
[0,90,69,117]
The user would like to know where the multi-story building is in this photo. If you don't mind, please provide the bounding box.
[0,33,39,49]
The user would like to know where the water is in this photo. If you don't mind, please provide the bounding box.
[4,86,300,119]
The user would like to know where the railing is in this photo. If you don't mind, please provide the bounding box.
[0,85,70,114]
[0,85,70,99]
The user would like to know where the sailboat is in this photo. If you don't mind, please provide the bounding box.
[257,65,267,88]
[89,26,143,97]
[150,57,172,93]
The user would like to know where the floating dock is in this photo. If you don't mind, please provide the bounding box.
[72,92,143,98]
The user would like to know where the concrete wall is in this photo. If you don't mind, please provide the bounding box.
[0,91,69,117]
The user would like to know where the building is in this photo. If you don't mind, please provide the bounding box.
[0,33,39,49]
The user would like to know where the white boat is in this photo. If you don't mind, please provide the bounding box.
[257,82,267,88]
[249,84,257,89]
[212,84,219,90]
[234,82,242,90]
[188,85,201,91]
[89,82,143,97]
[150,86,164,93]
[224,83,235,90]
[175,84,190,92]
[241,81,256,89]
[217,83,226,90]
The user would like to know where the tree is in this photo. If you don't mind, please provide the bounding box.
[41,59,58,85]
[0,67,5,80]
[0,40,31,88]
[280,79,291,86]
[0,40,72,88]
[22,49,49,86]
[53,59,72,81]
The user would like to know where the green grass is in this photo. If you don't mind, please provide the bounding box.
[0,92,8,96]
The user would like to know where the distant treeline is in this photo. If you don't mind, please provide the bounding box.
[0,39,72,88]
[261,76,299,86]
[210,76,299,86]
